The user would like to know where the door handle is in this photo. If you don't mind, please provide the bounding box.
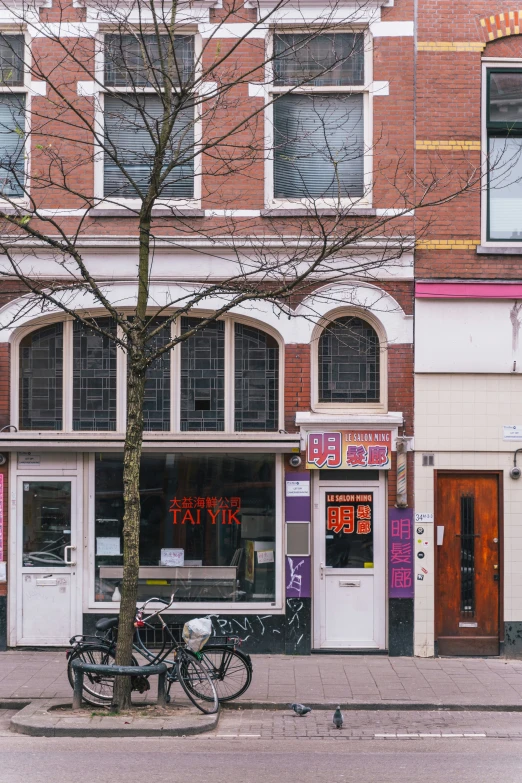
[64,545,76,566]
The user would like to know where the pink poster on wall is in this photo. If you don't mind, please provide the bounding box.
[0,473,3,561]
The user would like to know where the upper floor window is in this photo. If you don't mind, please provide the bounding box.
[0,35,26,199]
[318,315,380,404]
[103,35,195,201]
[487,69,522,241]
[18,317,281,433]
[271,33,365,201]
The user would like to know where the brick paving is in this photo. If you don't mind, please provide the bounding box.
[2,651,522,706]
[205,709,522,740]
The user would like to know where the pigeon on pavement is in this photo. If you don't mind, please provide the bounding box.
[289,703,312,716]
[333,706,344,729]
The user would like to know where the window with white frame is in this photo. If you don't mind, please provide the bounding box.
[317,315,382,405]
[17,317,281,432]
[103,34,195,201]
[0,34,26,199]
[487,69,522,241]
[271,33,366,201]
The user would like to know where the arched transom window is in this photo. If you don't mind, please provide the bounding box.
[318,315,381,404]
[17,317,281,433]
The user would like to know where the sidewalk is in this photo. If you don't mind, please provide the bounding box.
[3,651,522,708]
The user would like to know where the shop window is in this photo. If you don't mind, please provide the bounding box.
[180,317,225,431]
[0,35,26,198]
[234,323,279,431]
[94,452,276,604]
[73,319,117,431]
[143,319,171,431]
[19,323,63,430]
[487,69,522,240]
[103,34,195,201]
[318,316,380,404]
[272,33,365,200]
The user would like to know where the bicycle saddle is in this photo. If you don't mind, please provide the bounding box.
[96,617,119,631]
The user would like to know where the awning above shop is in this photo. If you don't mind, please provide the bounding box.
[0,432,301,453]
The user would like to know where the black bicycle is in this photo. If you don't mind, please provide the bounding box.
[67,598,219,714]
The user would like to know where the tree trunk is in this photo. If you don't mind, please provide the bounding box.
[112,358,146,711]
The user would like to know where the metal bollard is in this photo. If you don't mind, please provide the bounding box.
[72,664,84,709]
[157,668,167,707]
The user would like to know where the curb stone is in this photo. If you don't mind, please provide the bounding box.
[9,699,220,737]
[223,701,522,712]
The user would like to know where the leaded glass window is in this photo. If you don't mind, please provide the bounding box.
[318,316,380,404]
[0,35,24,86]
[234,323,279,431]
[143,320,171,431]
[274,33,364,87]
[73,319,117,431]
[180,318,224,431]
[19,323,63,430]
[105,35,194,88]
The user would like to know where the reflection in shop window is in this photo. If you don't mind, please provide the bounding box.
[94,453,276,603]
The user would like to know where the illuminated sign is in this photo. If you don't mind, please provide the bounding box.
[306,430,391,470]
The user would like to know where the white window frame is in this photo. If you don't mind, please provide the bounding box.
[11,310,285,434]
[481,58,522,248]
[310,306,388,413]
[264,26,373,211]
[85,450,285,614]
[92,29,202,211]
[0,30,31,209]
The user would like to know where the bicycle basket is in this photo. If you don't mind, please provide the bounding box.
[137,622,184,649]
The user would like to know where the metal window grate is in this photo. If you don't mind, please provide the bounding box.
[460,493,476,616]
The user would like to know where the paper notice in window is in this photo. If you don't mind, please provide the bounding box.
[257,550,274,564]
[161,548,184,566]
[96,537,121,556]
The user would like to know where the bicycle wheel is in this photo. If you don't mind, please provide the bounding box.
[176,650,219,714]
[67,644,117,707]
[199,646,252,702]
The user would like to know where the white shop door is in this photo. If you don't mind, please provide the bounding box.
[314,483,385,650]
[17,478,81,646]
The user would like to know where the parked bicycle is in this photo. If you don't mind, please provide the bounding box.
[67,595,252,711]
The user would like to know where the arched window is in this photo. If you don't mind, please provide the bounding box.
[318,315,380,404]
[17,317,281,432]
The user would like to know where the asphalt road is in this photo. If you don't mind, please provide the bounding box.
[0,735,521,783]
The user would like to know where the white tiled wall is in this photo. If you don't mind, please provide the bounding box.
[414,374,522,656]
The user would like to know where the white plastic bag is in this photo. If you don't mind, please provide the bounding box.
[182,617,212,652]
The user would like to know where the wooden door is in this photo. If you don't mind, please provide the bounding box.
[435,473,501,656]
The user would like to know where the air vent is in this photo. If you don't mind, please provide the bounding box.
[422,453,434,467]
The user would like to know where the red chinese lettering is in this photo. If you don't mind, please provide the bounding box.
[307,432,342,468]
[390,543,412,564]
[346,445,367,467]
[206,497,218,508]
[367,445,389,466]
[357,504,371,520]
[195,497,206,509]
[181,497,193,509]
[327,506,354,534]
[357,520,371,535]
[169,498,180,510]
[230,497,241,508]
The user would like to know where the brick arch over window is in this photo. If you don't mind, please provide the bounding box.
[318,315,381,405]
[480,11,522,41]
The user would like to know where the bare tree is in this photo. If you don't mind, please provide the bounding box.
[0,0,480,708]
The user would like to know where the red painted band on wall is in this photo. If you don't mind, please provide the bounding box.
[416,282,522,299]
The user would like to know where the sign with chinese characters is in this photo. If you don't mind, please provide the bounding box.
[388,507,414,598]
[325,493,374,568]
[306,431,392,470]
[0,473,3,562]
[169,496,241,525]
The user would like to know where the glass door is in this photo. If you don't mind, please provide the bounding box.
[18,478,80,645]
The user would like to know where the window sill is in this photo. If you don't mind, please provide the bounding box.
[262,207,376,217]
[477,244,522,255]
[87,208,205,218]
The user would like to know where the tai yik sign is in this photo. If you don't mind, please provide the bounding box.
[306,430,392,470]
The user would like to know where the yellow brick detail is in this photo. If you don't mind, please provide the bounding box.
[416,140,481,151]
[509,10,515,19]
[500,12,505,21]
[481,17,487,25]
[416,239,480,250]
[417,41,486,52]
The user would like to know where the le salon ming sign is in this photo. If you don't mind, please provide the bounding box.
[306,430,392,470]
